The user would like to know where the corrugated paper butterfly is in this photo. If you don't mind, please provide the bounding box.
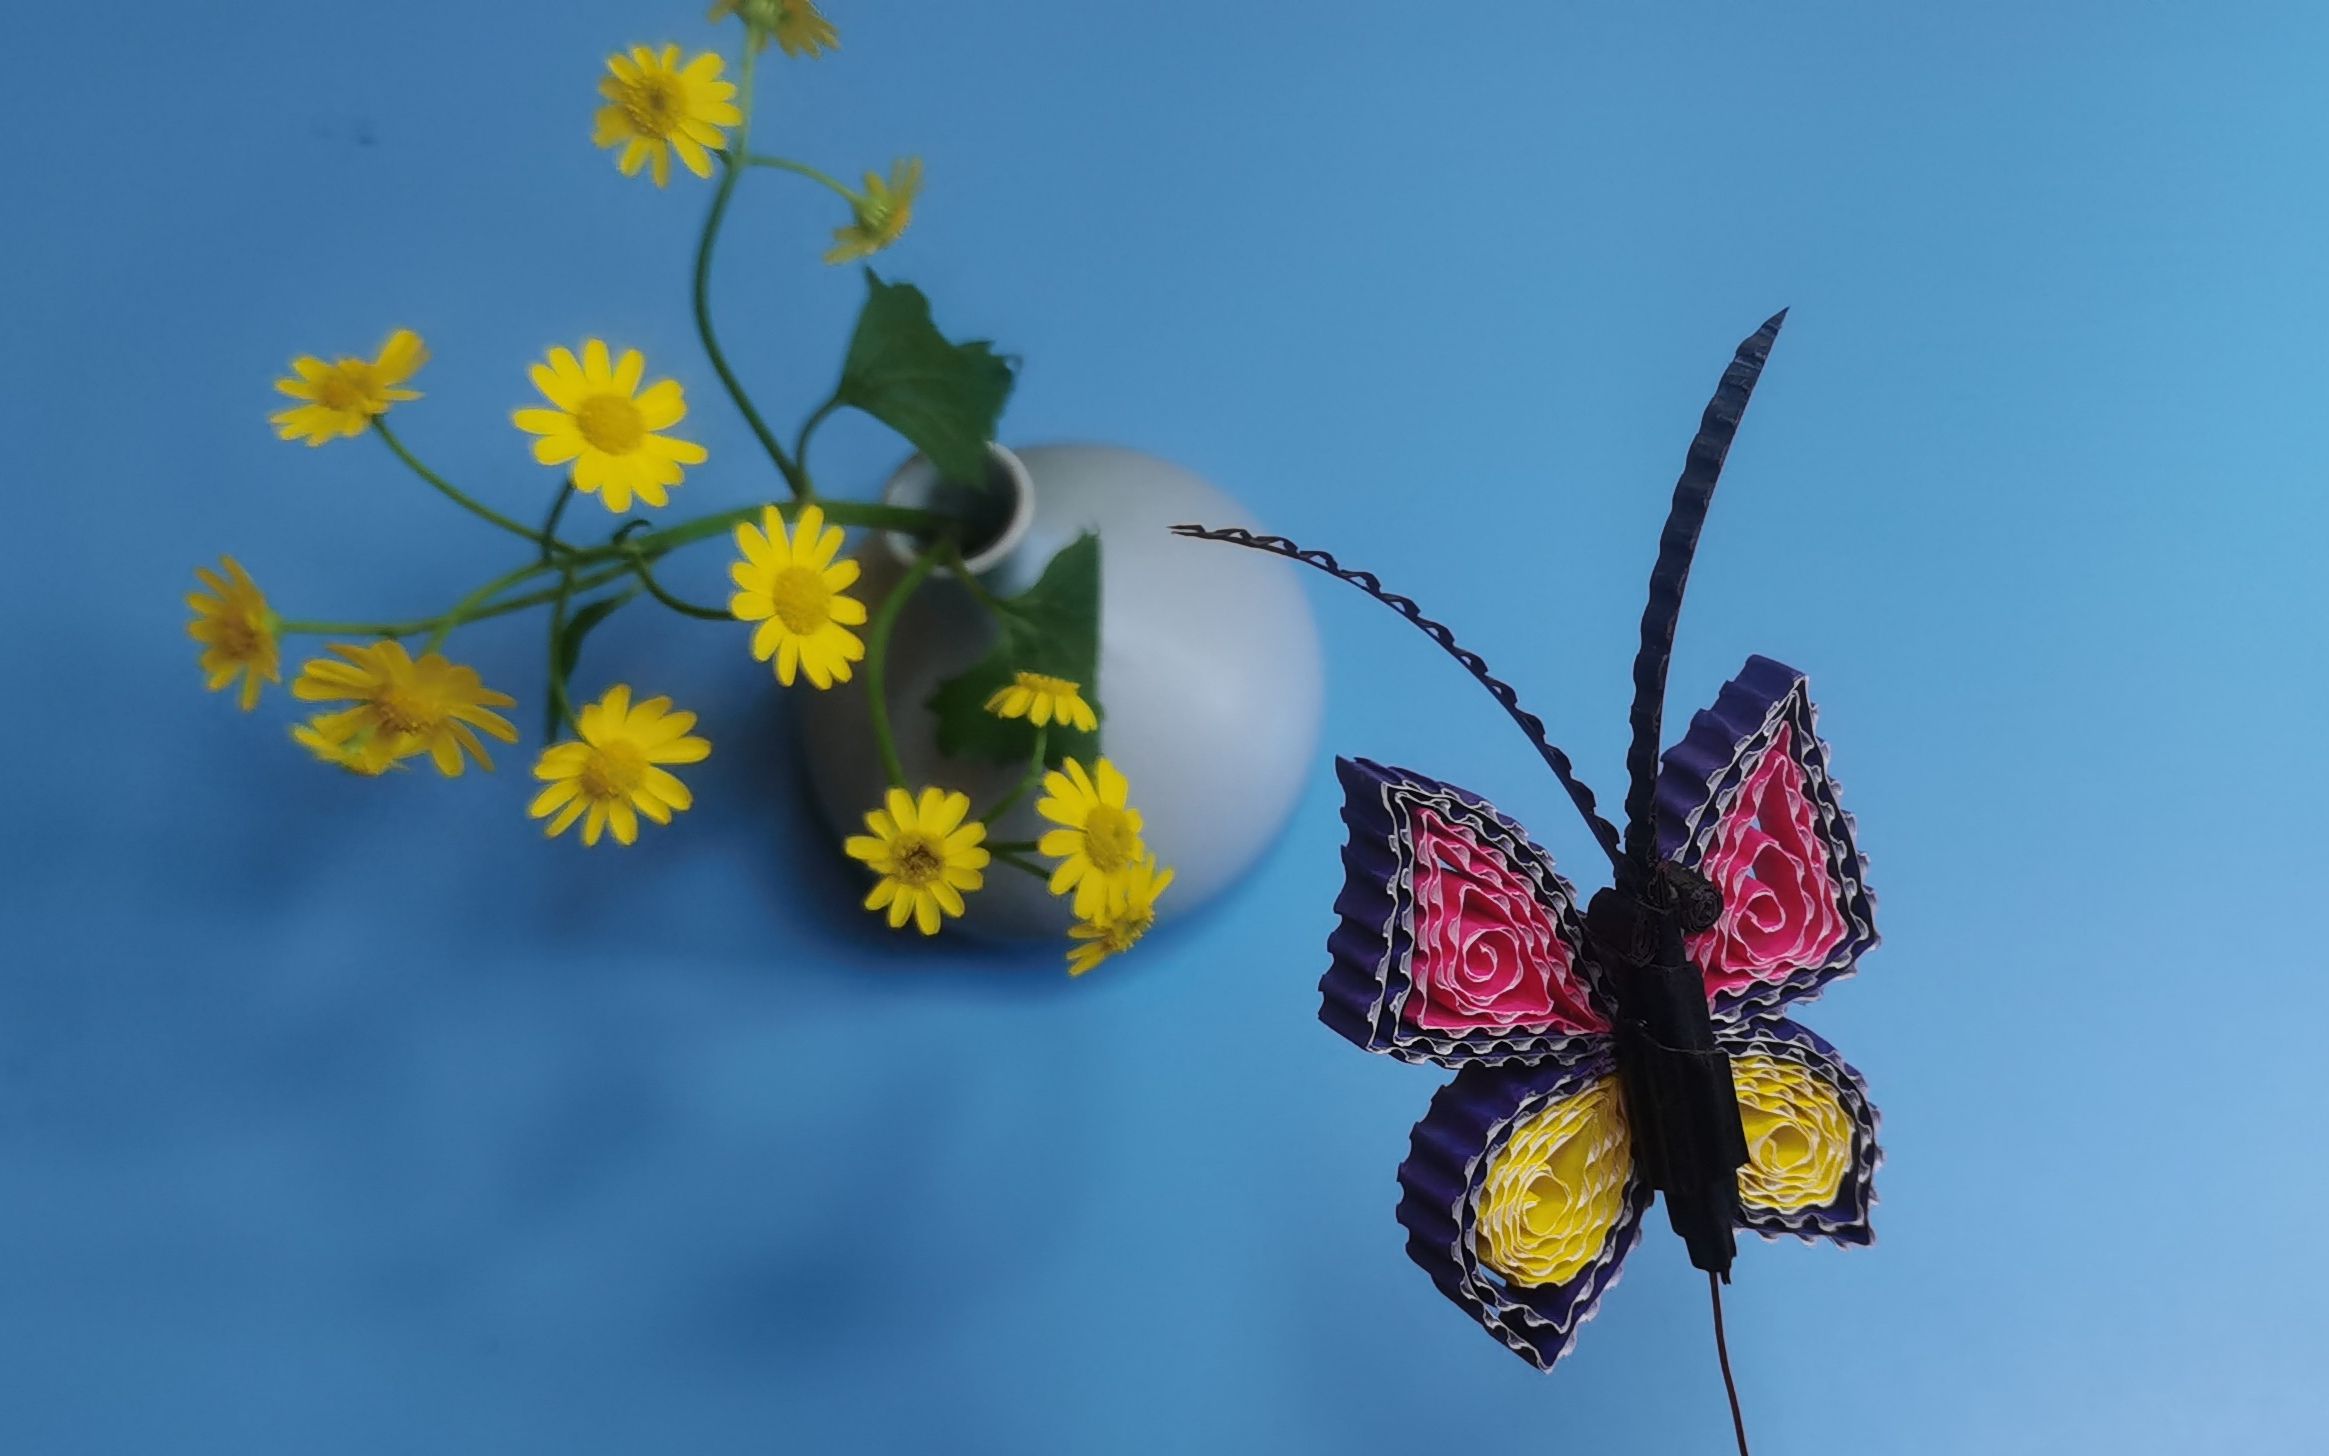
[1178,313,1881,1449]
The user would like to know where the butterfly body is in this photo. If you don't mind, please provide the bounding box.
[1589,876,1751,1279]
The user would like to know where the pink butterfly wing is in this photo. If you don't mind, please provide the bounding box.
[1656,656,1879,1023]
[1325,758,1610,1067]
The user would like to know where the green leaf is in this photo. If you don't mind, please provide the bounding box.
[834,270,1016,484]
[548,591,635,739]
[927,534,1101,767]
[556,593,631,685]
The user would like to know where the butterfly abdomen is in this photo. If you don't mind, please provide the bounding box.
[1588,881,1752,1278]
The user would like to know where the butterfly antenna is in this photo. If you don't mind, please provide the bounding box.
[1170,524,1624,870]
[1710,1272,1752,1456]
[1621,310,1788,873]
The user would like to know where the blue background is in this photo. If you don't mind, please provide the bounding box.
[6,1,2326,1450]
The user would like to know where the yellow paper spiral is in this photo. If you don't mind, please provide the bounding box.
[1476,1077,1632,1287]
[1732,1053,1854,1213]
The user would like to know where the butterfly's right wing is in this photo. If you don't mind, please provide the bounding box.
[1325,758,1611,1067]
[1717,1017,1882,1244]
[1398,1051,1653,1371]
[1657,656,1881,1024]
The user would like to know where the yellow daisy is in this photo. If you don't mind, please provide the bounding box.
[824,157,923,264]
[1035,756,1148,918]
[1065,857,1174,976]
[291,641,520,777]
[983,671,1098,732]
[270,329,427,446]
[291,718,393,776]
[772,0,839,56]
[513,340,708,513]
[709,0,838,56]
[529,685,712,847]
[844,786,990,935]
[594,44,742,186]
[186,555,280,710]
[728,502,868,688]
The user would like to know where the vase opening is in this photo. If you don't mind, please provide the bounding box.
[879,444,1034,575]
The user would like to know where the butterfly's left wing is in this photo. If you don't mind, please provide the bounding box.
[1657,655,1880,1023]
[1716,1017,1881,1244]
[1325,758,1611,1067]
[1397,1050,1653,1370]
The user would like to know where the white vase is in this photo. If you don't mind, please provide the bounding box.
[795,443,1324,941]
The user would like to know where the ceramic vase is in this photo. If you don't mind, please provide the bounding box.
[795,443,1324,940]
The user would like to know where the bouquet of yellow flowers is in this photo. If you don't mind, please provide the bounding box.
[188,0,1171,973]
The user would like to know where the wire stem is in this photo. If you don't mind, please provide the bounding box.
[1710,1273,1751,1456]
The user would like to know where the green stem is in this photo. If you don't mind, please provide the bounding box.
[483,566,631,616]
[376,422,567,553]
[627,551,731,621]
[274,503,947,641]
[423,560,556,654]
[941,542,1011,617]
[981,725,1048,825]
[538,482,577,562]
[545,567,579,742]
[992,848,1051,882]
[864,544,944,790]
[612,499,950,559]
[794,396,842,482]
[277,613,447,639]
[694,44,808,499]
[746,153,858,199]
[279,564,637,640]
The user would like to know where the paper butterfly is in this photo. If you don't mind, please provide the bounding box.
[1176,312,1884,1383]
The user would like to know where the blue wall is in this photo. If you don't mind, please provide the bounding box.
[6,1,2325,1450]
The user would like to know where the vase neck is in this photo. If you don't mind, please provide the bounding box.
[878,443,1034,575]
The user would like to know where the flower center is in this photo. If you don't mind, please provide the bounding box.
[216,616,264,660]
[1082,805,1138,872]
[621,74,686,135]
[371,684,441,735]
[768,566,832,633]
[575,392,646,455]
[893,832,946,887]
[1100,906,1154,954]
[316,366,374,414]
[579,740,647,802]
